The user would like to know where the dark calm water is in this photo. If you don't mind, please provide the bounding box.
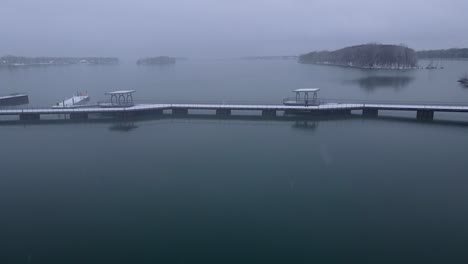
[1,60,468,263]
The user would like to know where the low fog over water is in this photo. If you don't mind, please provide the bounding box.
[1,0,468,58]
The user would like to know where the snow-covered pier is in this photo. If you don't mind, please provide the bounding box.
[1,102,468,121]
[1,89,468,122]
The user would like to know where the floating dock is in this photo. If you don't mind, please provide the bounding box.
[53,94,90,108]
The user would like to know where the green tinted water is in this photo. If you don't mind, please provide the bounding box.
[1,60,468,263]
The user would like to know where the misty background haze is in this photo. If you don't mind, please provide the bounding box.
[1,0,468,59]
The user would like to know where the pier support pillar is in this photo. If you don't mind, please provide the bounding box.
[172,108,188,115]
[417,110,434,121]
[285,110,318,116]
[142,109,163,116]
[262,110,276,117]
[114,111,135,118]
[70,113,88,119]
[335,109,351,115]
[216,109,231,116]
[19,113,40,121]
[363,108,378,117]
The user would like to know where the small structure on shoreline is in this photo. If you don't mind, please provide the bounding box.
[458,75,468,87]
[458,72,468,86]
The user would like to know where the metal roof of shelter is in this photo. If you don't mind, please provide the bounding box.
[105,90,136,95]
[293,88,320,93]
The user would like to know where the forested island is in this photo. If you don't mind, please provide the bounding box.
[417,48,468,59]
[299,44,418,69]
[136,56,176,65]
[0,55,119,66]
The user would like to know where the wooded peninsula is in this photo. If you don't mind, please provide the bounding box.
[299,44,418,69]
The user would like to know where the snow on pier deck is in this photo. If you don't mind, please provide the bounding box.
[1,101,468,121]
[0,103,361,115]
[363,104,468,112]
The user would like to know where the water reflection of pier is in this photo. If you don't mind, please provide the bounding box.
[292,120,318,130]
[109,122,138,132]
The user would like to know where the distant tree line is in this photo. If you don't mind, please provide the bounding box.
[241,56,298,60]
[417,48,468,59]
[299,44,418,69]
[136,56,176,65]
[0,55,119,66]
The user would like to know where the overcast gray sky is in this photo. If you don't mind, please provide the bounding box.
[1,0,467,58]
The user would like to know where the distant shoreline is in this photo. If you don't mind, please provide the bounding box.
[0,55,119,67]
[417,57,468,61]
[300,61,417,70]
[416,48,468,60]
[240,56,298,61]
[136,56,177,65]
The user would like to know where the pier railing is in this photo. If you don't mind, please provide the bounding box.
[318,98,468,107]
[283,98,320,106]
[128,97,468,107]
[1,98,468,110]
[126,98,468,107]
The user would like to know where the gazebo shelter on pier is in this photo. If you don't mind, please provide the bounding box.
[104,90,136,106]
